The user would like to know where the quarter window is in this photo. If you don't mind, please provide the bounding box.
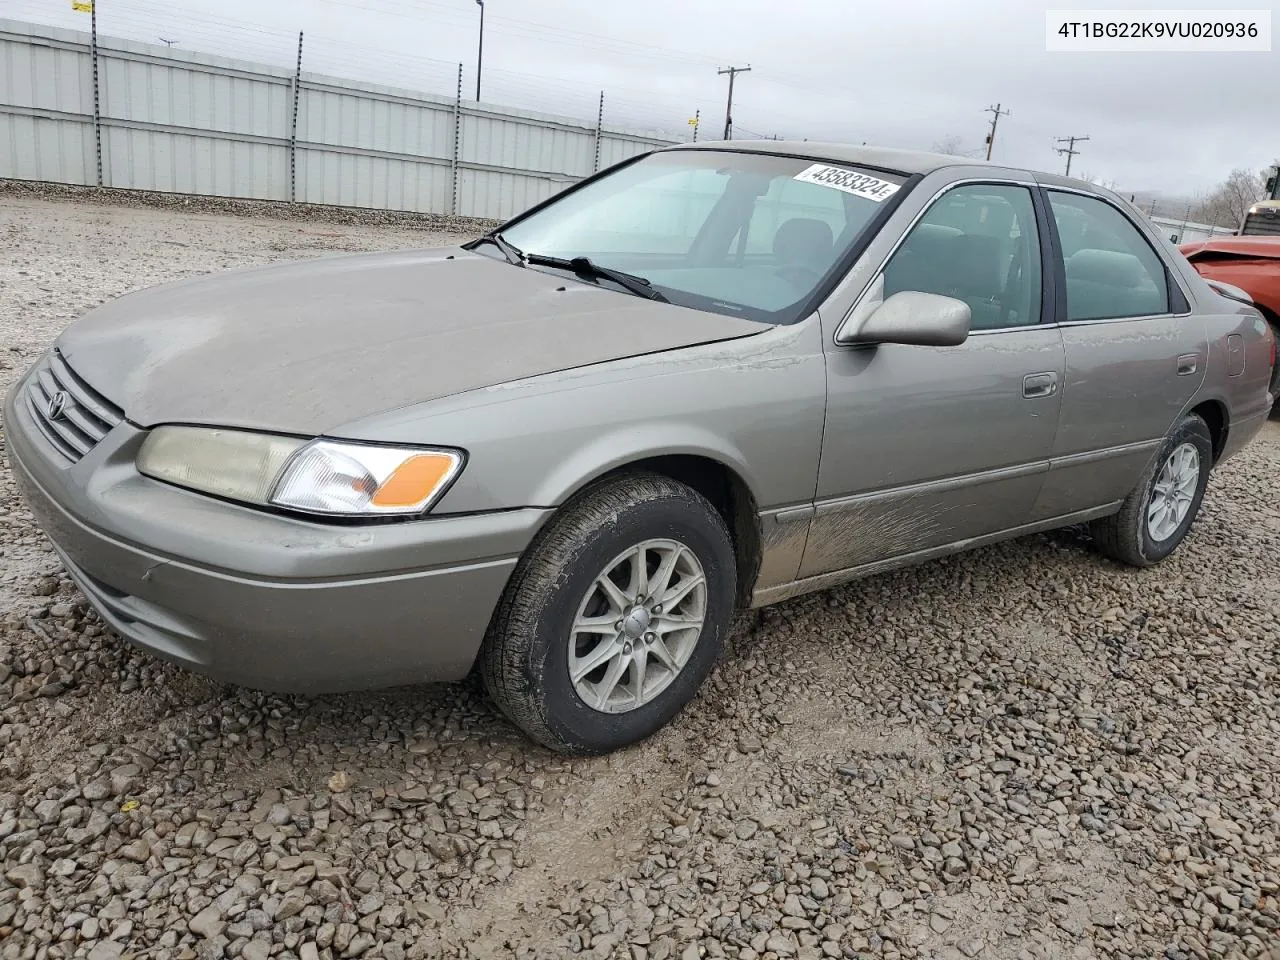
[882,183,1043,330]
[1047,191,1171,321]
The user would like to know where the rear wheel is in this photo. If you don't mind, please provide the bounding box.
[1090,413,1213,567]
[480,472,736,755]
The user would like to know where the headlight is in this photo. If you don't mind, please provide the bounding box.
[136,427,304,505]
[137,426,464,517]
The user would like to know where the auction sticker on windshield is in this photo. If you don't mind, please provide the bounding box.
[793,164,901,202]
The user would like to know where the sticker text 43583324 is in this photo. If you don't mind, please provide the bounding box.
[793,164,901,202]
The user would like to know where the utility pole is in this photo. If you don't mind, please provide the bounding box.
[1055,135,1089,177]
[289,30,304,203]
[474,0,485,101]
[718,65,750,140]
[90,0,101,186]
[69,0,102,182]
[983,103,1009,161]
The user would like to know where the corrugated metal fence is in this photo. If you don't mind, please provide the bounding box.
[0,18,678,220]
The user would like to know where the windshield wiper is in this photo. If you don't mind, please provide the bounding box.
[525,254,669,303]
[467,232,525,266]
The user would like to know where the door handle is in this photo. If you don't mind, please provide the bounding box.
[1023,371,1059,399]
[1177,354,1199,376]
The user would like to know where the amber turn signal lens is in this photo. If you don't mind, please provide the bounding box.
[371,454,460,508]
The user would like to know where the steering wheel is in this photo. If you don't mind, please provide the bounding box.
[773,263,822,287]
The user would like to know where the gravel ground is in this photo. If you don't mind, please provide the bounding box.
[2,193,1279,960]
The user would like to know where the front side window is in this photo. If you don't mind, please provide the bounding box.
[496,150,908,324]
[882,183,1043,330]
[1047,191,1171,321]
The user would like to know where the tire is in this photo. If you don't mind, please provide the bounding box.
[1089,413,1213,567]
[480,472,736,755]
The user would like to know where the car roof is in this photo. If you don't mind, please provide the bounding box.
[662,139,991,177]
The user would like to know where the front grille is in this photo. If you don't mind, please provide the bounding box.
[23,349,123,463]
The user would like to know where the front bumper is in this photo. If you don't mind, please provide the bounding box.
[5,373,550,693]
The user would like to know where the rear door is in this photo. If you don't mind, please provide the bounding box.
[1031,188,1208,520]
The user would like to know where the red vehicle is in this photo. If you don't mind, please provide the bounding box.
[1180,236,1280,412]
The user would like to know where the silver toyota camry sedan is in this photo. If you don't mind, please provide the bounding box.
[6,142,1275,754]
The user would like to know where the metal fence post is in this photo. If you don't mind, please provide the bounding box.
[89,0,102,186]
[593,91,604,173]
[452,62,462,216]
[289,31,303,203]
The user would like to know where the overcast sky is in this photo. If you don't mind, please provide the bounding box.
[9,0,1278,197]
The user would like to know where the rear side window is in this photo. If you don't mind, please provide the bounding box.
[1047,192,1171,321]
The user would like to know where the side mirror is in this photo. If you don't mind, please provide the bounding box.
[838,285,971,347]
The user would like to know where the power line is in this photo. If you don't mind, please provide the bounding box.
[7,0,868,144]
[718,65,751,140]
[1055,135,1090,177]
[9,0,909,106]
[983,103,1009,161]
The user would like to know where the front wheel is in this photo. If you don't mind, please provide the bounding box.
[1089,413,1213,567]
[480,472,736,755]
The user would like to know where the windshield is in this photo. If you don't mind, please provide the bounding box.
[493,150,908,324]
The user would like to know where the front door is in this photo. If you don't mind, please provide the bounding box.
[801,181,1064,579]
[1031,189,1209,520]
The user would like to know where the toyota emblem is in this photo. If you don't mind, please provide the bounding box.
[46,391,69,421]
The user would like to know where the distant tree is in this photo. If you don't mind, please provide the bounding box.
[1190,168,1267,228]
[931,135,965,156]
[1077,172,1121,191]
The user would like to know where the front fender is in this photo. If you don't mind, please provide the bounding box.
[527,421,760,508]
[331,322,828,517]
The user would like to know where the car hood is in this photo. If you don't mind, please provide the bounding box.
[57,247,766,434]
[1180,237,1280,260]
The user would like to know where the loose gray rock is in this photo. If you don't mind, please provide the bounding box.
[87,943,124,960]
[189,905,225,939]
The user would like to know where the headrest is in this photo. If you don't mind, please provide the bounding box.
[773,218,834,266]
[1066,249,1148,288]
[901,223,963,258]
